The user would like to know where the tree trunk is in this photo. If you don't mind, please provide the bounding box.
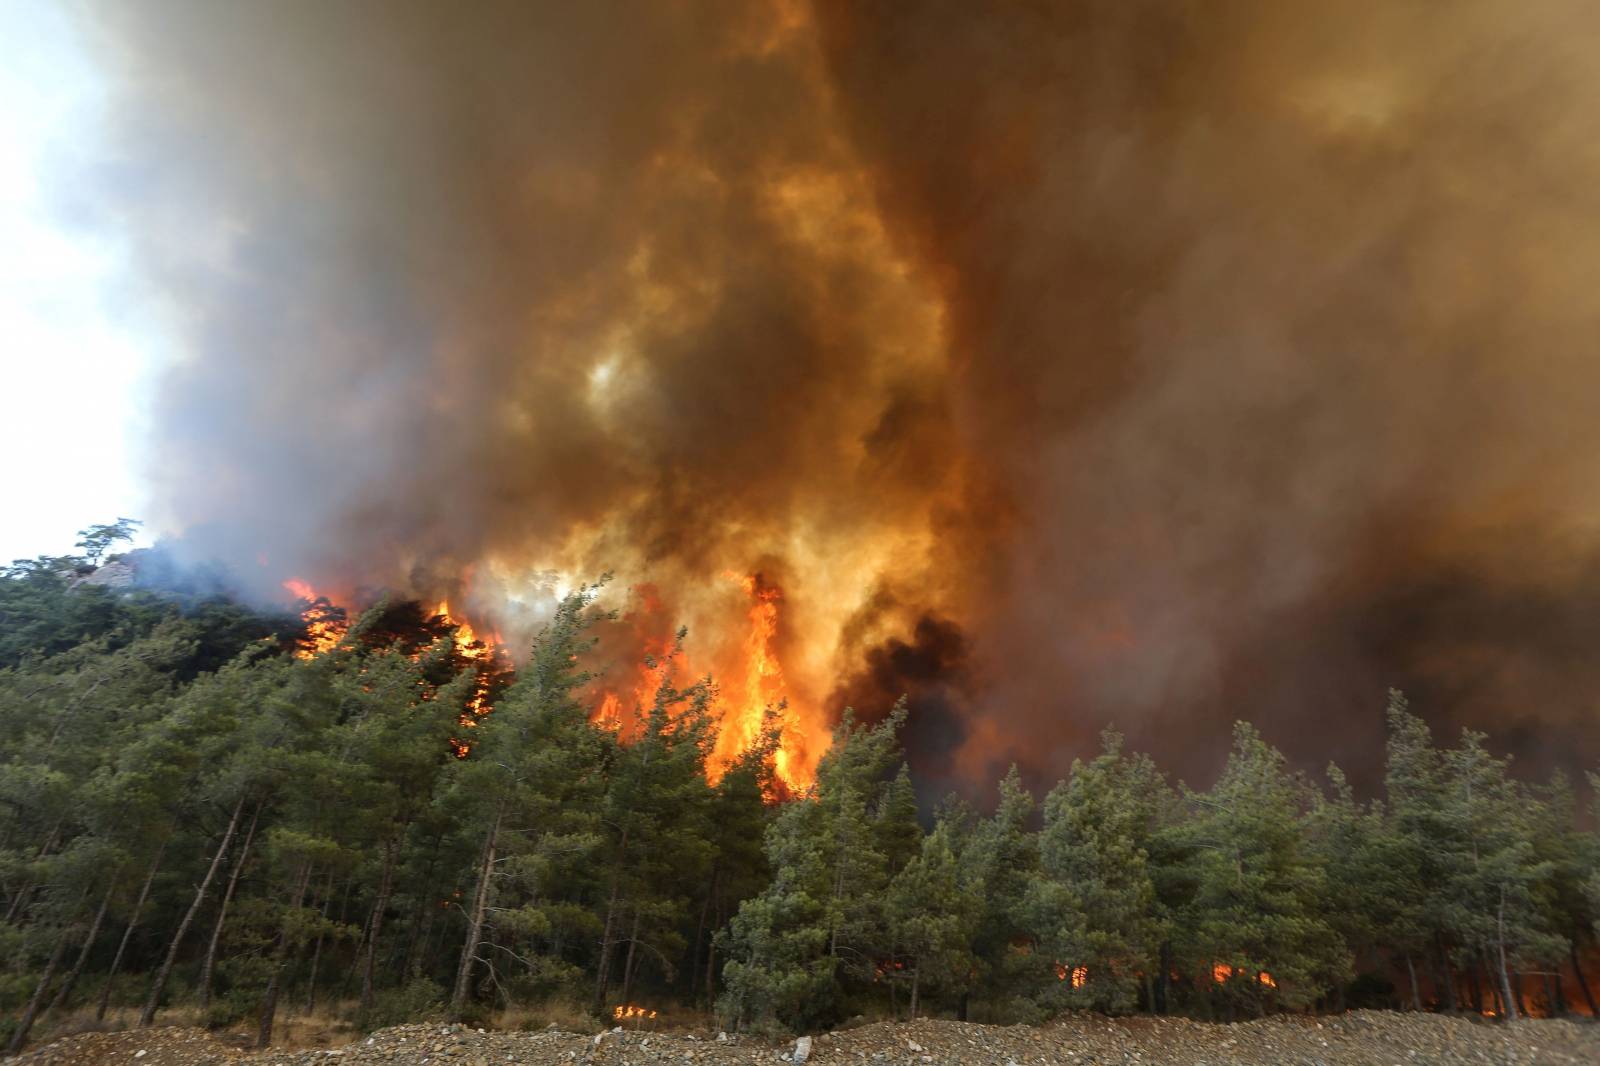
[1156,941,1172,1015]
[46,872,120,1016]
[360,838,398,1016]
[1512,970,1528,1017]
[4,821,63,924]
[1404,952,1422,1011]
[1571,941,1598,1015]
[1435,938,1457,1013]
[99,846,164,1022]
[409,893,437,982]
[1467,961,1483,1016]
[620,907,643,1006]
[140,796,247,1027]
[1495,887,1519,1021]
[257,860,314,1048]
[689,867,715,1002]
[909,962,920,1019]
[449,807,501,1022]
[7,915,75,1054]
[703,904,718,1011]
[400,833,444,979]
[304,870,337,1014]
[198,799,262,1013]
[591,826,630,1015]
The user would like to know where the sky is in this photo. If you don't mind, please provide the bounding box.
[0,0,155,563]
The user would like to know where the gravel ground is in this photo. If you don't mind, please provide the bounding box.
[13,1011,1598,1066]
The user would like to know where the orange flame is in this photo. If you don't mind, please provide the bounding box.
[434,599,506,755]
[709,573,794,782]
[283,578,348,659]
[592,573,818,792]
[612,1004,657,1022]
[1212,963,1275,988]
[1054,963,1088,988]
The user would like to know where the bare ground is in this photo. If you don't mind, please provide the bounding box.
[12,1011,1598,1066]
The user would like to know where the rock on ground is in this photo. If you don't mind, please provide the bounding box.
[13,1011,1598,1066]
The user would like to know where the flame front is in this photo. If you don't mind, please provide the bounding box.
[612,1004,657,1021]
[592,572,822,793]
[284,578,347,659]
[710,573,810,789]
[433,599,509,758]
[284,573,824,790]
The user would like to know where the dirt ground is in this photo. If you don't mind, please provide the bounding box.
[13,1010,1599,1066]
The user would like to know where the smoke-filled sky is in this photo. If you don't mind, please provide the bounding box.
[55,0,1600,793]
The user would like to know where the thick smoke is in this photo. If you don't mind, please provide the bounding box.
[75,0,1600,789]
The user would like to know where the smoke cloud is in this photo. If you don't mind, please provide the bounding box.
[72,0,1600,789]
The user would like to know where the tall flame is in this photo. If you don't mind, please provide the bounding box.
[709,573,800,785]
[592,572,819,792]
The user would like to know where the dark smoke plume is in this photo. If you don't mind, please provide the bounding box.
[72,0,1600,789]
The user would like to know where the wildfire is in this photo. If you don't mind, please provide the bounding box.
[280,582,505,758]
[284,579,348,659]
[435,599,500,716]
[591,572,820,793]
[710,573,799,784]
[433,599,507,757]
[285,572,824,788]
[1212,963,1276,989]
[612,1004,657,1022]
[1054,963,1088,988]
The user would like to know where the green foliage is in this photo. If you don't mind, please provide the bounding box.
[886,819,978,1015]
[1026,731,1163,1014]
[1173,724,1349,1013]
[718,703,908,1032]
[1,534,1597,1045]
[75,519,141,568]
[366,978,448,1029]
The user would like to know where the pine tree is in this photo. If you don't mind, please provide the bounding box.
[1177,723,1349,1016]
[1382,689,1459,1009]
[446,585,610,1021]
[1026,731,1159,1014]
[885,820,978,1017]
[958,765,1040,1018]
[877,765,923,878]
[1437,730,1559,1019]
[591,667,718,1014]
[1308,764,1418,1008]
[718,703,907,1033]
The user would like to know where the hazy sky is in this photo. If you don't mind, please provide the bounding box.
[0,0,154,563]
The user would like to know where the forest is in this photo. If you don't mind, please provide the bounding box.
[1,529,1598,1054]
